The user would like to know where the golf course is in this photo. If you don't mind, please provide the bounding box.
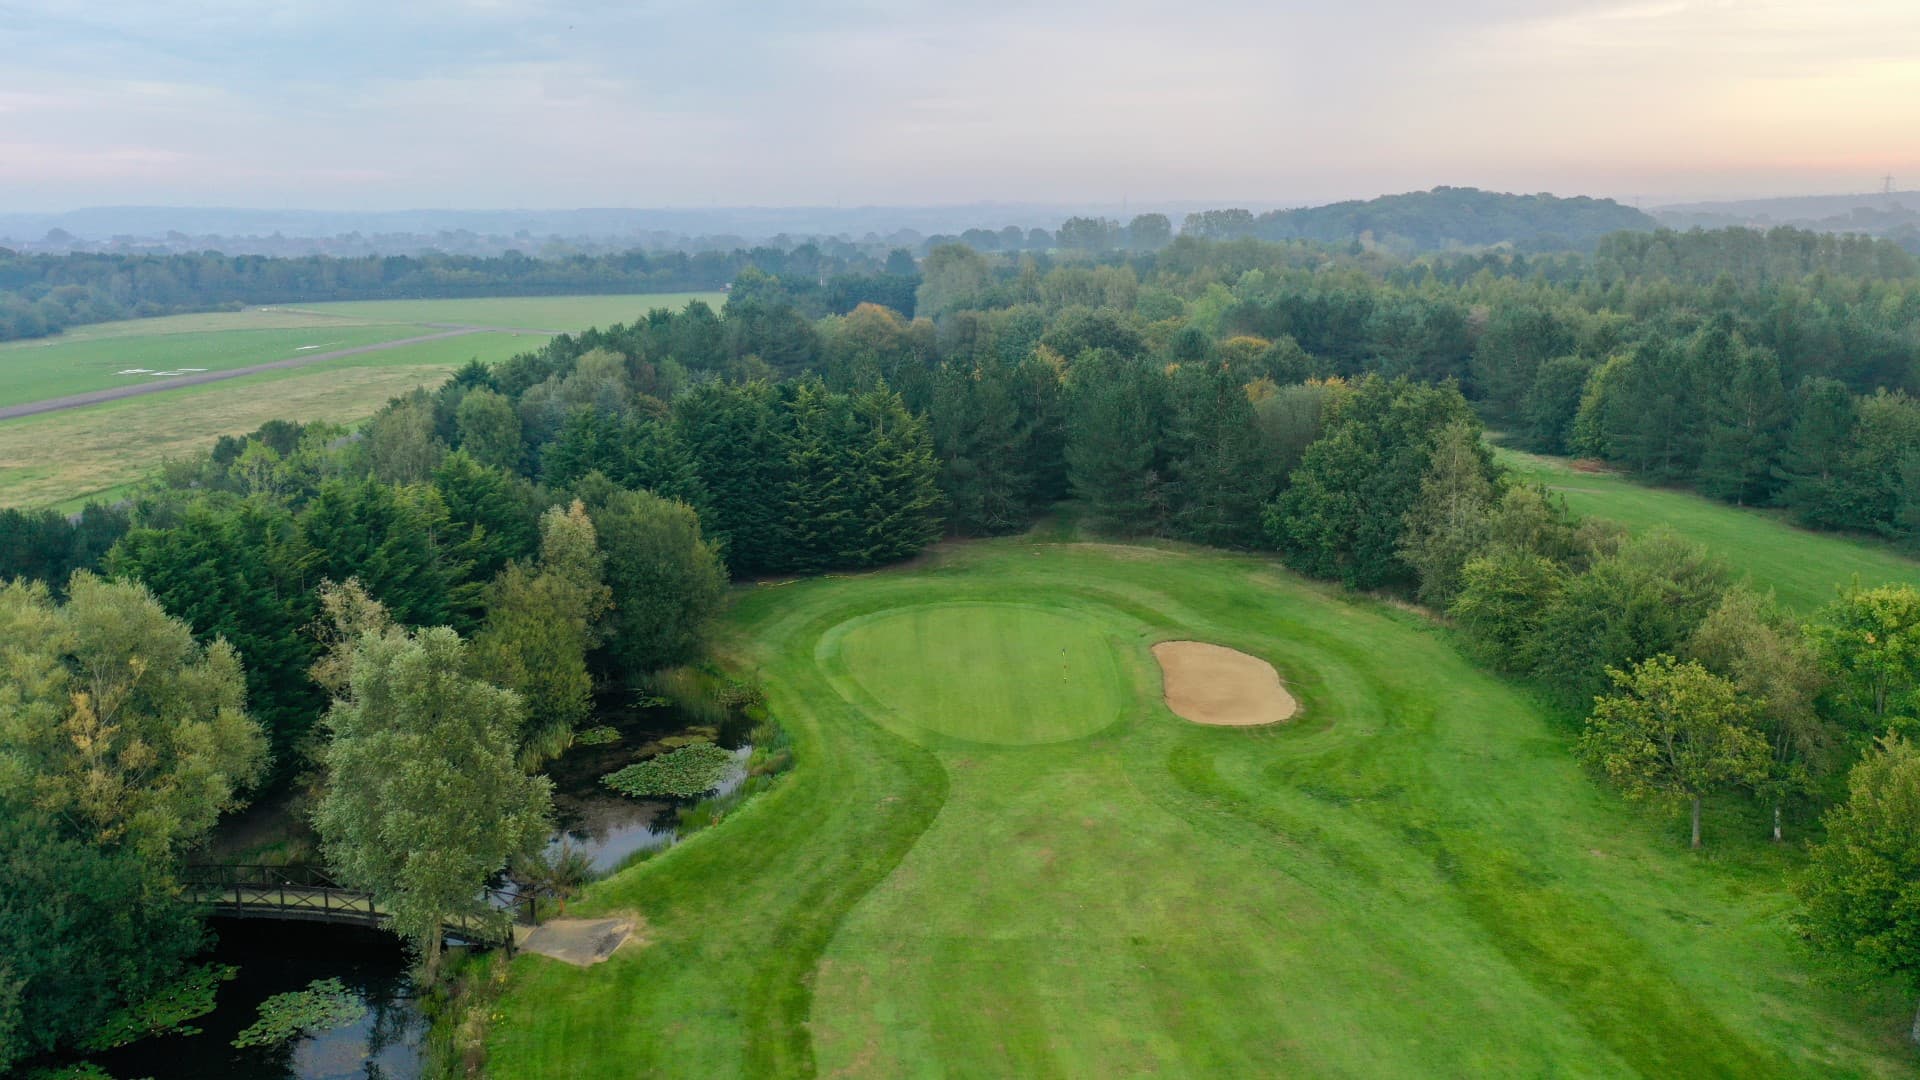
[486,536,1916,1078]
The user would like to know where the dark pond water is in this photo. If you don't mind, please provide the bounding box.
[541,703,754,873]
[89,920,423,1080]
[86,700,752,1079]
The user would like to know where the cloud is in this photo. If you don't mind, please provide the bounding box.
[0,0,1914,208]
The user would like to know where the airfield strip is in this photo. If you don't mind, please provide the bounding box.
[0,325,555,421]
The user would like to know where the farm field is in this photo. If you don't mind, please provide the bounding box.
[0,292,722,507]
[486,539,1916,1078]
[1497,446,1920,614]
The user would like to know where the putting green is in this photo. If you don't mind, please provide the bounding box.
[823,602,1129,745]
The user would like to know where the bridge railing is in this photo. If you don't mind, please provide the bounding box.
[181,864,541,949]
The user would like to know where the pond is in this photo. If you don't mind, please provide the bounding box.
[539,699,755,874]
[89,920,423,1080]
[85,697,754,1078]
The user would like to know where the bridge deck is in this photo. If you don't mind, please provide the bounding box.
[182,865,527,946]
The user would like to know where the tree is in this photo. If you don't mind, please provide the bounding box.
[915,244,991,319]
[1806,584,1920,738]
[300,478,468,629]
[0,574,266,1066]
[1126,213,1173,251]
[469,502,612,764]
[671,379,791,576]
[1696,334,1788,505]
[930,360,1037,535]
[1797,735,1920,1044]
[1521,355,1593,454]
[1470,304,1573,420]
[847,385,943,564]
[580,482,728,676]
[313,623,552,980]
[0,573,268,857]
[1774,378,1861,531]
[1164,363,1277,548]
[455,387,526,472]
[1398,421,1500,606]
[362,390,446,486]
[1578,655,1771,848]
[1450,550,1566,672]
[1687,587,1833,840]
[1064,350,1169,533]
[1268,376,1479,590]
[108,500,323,781]
[1533,530,1729,705]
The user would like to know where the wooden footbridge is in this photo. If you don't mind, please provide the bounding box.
[182,864,535,950]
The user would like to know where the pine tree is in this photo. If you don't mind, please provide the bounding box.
[1064,350,1169,534]
[1697,333,1788,505]
[671,380,791,576]
[1164,364,1275,548]
[851,385,943,563]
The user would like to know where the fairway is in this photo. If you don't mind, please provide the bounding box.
[486,540,1916,1078]
[1498,446,1920,613]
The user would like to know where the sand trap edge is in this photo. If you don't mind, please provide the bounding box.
[1151,640,1298,727]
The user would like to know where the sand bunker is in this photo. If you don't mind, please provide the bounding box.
[1151,641,1297,726]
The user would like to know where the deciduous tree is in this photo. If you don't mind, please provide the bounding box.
[1578,655,1770,848]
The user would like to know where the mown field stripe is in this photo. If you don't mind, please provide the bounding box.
[0,328,495,420]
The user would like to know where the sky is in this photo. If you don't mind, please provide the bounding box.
[2,0,1918,212]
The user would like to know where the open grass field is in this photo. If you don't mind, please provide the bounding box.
[1498,447,1920,614]
[0,333,532,508]
[486,538,1917,1078]
[0,323,432,407]
[0,292,722,507]
[284,292,725,329]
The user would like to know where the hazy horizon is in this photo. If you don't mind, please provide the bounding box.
[5,0,1918,213]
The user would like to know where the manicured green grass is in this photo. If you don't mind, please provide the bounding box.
[288,292,725,329]
[1498,447,1920,614]
[487,540,1917,1078]
[827,602,1129,745]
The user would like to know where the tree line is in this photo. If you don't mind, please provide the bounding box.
[0,245,922,342]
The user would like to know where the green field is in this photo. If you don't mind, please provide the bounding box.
[0,323,434,407]
[0,333,532,508]
[285,292,725,329]
[0,292,724,507]
[487,539,1916,1078]
[1498,447,1920,613]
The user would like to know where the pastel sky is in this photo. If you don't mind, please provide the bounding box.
[3,0,1917,210]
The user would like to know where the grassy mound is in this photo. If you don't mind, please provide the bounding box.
[487,539,1914,1078]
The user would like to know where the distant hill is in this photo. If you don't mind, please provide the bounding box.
[1653,191,1920,253]
[1193,186,1657,254]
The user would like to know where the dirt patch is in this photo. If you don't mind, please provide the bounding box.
[515,913,646,967]
[1151,641,1297,726]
